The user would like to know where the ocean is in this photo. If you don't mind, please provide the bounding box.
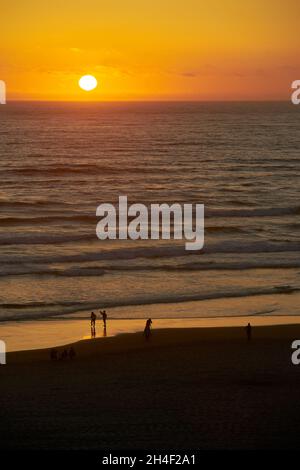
[0,101,299,323]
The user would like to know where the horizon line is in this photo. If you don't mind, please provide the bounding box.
[2,99,291,104]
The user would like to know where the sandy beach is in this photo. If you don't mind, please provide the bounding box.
[1,323,300,450]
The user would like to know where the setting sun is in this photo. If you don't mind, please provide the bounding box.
[79,75,98,92]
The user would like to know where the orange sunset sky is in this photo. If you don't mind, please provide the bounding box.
[1,0,299,101]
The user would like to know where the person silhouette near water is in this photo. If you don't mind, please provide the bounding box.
[144,318,152,340]
[91,311,96,338]
[50,348,58,361]
[245,322,252,341]
[60,349,68,360]
[100,310,107,328]
[69,347,76,359]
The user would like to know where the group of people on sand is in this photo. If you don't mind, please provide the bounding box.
[90,310,153,341]
[50,346,75,361]
[91,310,107,338]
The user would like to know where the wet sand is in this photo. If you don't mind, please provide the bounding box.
[1,324,300,450]
[2,289,300,352]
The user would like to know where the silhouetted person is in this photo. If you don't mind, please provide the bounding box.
[60,349,68,360]
[91,311,96,338]
[103,326,107,337]
[245,322,252,341]
[50,348,58,361]
[91,311,96,327]
[69,347,76,359]
[144,318,152,340]
[100,310,107,328]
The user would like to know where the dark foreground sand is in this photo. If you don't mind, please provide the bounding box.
[1,325,300,450]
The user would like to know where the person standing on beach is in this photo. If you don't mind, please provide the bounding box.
[100,310,107,328]
[245,322,252,341]
[69,347,76,359]
[50,348,58,361]
[91,311,96,338]
[144,318,152,340]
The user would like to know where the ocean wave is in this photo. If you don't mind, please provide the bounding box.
[0,205,299,227]
[176,260,300,271]
[1,258,300,278]
[3,164,161,177]
[0,233,95,245]
[0,265,106,277]
[0,285,298,322]
[4,164,102,176]
[0,240,299,267]
[0,225,244,245]
[206,206,300,218]
[0,214,96,226]
[0,199,62,208]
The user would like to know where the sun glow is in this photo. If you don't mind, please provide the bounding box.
[79,75,98,92]
[3,1,300,100]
